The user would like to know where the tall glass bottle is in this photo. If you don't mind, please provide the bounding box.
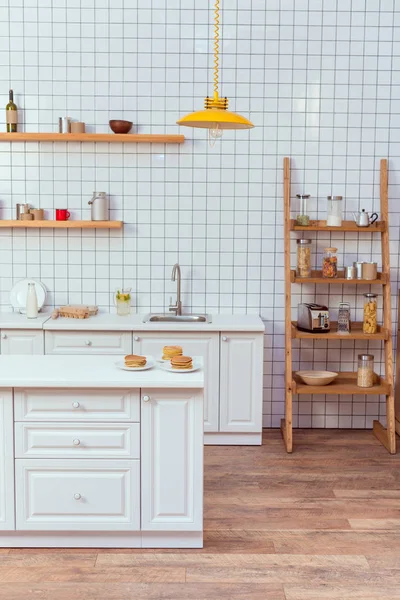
[6,89,17,133]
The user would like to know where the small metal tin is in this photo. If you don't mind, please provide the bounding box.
[353,261,363,279]
[59,117,71,133]
[344,265,356,279]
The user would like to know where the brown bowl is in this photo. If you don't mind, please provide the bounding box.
[109,120,133,134]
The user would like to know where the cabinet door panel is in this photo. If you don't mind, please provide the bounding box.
[141,389,203,531]
[219,333,263,432]
[133,332,219,432]
[0,390,14,530]
[1,330,43,355]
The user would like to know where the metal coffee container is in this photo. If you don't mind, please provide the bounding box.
[345,265,356,279]
[88,192,109,221]
[353,261,377,280]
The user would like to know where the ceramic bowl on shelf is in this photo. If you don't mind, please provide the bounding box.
[109,120,133,134]
[296,370,338,386]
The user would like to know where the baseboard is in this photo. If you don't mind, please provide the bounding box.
[204,432,262,445]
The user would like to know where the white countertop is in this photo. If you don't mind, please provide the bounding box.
[0,311,52,330]
[42,312,265,332]
[0,355,204,388]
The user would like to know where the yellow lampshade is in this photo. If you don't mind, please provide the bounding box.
[177,108,254,130]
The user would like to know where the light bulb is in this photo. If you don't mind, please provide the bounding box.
[208,124,223,148]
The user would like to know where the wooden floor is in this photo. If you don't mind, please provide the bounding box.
[3,430,400,599]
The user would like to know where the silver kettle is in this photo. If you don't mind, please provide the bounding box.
[353,209,378,227]
[89,192,108,221]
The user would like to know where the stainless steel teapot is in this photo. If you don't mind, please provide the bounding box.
[353,209,378,227]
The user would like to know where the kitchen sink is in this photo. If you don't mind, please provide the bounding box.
[143,314,212,323]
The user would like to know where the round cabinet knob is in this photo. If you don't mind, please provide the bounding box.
[72,402,80,409]
[73,439,80,446]
[134,336,140,341]
[73,493,82,500]
[143,395,150,402]
[222,336,228,342]
[1,333,7,339]
[84,340,92,346]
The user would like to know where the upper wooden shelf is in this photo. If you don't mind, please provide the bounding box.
[290,219,386,232]
[0,133,185,144]
[290,270,387,285]
[292,371,390,395]
[291,321,388,341]
[0,220,122,229]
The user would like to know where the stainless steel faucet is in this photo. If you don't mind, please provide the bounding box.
[169,263,182,315]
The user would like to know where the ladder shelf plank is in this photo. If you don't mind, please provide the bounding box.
[290,269,387,285]
[292,372,390,396]
[291,322,388,341]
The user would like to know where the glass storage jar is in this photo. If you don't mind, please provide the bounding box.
[322,247,338,278]
[296,239,312,278]
[327,195,343,227]
[296,194,310,226]
[363,293,377,334]
[357,354,374,388]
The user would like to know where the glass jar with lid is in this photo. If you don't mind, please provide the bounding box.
[322,247,338,278]
[327,196,343,227]
[363,293,377,334]
[296,194,310,226]
[357,354,374,388]
[296,239,312,278]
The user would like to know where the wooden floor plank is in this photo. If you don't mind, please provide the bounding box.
[272,531,400,555]
[284,586,400,599]
[0,566,185,583]
[0,553,97,567]
[350,519,400,530]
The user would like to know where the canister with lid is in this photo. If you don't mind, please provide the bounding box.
[322,247,338,278]
[296,239,312,278]
[363,293,378,334]
[357,354,374,388]
[327,196,343,226]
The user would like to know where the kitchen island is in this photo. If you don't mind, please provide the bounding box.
[0,355,204,548]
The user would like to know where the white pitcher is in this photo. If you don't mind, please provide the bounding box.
[89,192,108,221]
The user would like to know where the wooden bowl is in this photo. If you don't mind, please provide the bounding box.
[296,371,338,386]
[109,120,133,134]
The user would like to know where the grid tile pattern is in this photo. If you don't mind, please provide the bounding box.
[0,0,399,428]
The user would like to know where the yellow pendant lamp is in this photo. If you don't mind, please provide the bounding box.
[176,0,254,146]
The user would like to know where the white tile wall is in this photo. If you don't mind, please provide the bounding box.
[0,0,399,428]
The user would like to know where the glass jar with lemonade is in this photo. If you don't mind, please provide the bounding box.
[114,288,131,316]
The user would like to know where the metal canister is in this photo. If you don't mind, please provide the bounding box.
[344,265,356,279]
[88,192,109,221]
[353,261,363,279]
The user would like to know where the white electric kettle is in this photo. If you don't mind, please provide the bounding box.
[89,192,108,221]
[353,209,378,227]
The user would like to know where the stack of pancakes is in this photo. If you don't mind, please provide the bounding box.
[125,354,147,368]
[171,355,193,370]
[162,345,183,360]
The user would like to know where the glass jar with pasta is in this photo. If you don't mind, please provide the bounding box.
[363,293,377,334]
[296,239,312,278]
[322,247,338,278]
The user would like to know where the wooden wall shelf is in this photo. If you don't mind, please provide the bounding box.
[0,220,123,229]
[290,219,386,232]
[0,133,185,144]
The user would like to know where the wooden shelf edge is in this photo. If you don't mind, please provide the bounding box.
[292,372,390,395]
[290,219,386,232]
[291,321,388,340]
[291,270,387,285]
[0,220,123,229]
[0,133,185,144]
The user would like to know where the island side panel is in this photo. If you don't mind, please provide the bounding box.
[141,388,203,534]
[0,389,14,530]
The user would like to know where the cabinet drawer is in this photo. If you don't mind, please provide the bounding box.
[16,459,140,531]
[1,329,44,355]
[45,331,132,355]
[15,423,140,459]
[14,388,140,422]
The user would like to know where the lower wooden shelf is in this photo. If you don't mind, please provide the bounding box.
[291,269,387,285]
[291,322,388,341]
[292,371,390,395]
[0,220,123,229]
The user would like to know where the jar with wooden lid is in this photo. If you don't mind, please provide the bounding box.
[357,354,374,388]
[363,293,377,334]
[296,194,310,226]
[322,247,338,278]
[296,239,312,278]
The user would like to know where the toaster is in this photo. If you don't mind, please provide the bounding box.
[297,303,330,333]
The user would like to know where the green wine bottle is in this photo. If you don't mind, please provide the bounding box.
[6,89,17,132]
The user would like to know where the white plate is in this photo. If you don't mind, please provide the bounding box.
[10,279,47,313]
[115,357,155,372]
[156,355,174,362]
[159,359,201,374]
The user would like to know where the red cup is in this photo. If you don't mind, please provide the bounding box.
[56,209,70,221]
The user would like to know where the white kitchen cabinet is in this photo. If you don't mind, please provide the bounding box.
[133,331,219,432]
[1,330,43,355]
[44,331,132,355]
[219,333,263,433]
[141,388,203,531]
[15,459,140,531]
[0,390,14,530]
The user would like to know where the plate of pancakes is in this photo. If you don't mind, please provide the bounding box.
[157,345,184,362]
[115,355,155,372]
[160,355,200,373]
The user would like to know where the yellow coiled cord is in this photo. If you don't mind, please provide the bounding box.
[213,0,220,98]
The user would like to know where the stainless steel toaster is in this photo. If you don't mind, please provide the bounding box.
[297,303,330,333]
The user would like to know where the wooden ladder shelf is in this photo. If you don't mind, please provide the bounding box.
[282,157,396,454]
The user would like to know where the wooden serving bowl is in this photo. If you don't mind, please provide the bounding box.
[109,120,133,134]
[296,371,338,386]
